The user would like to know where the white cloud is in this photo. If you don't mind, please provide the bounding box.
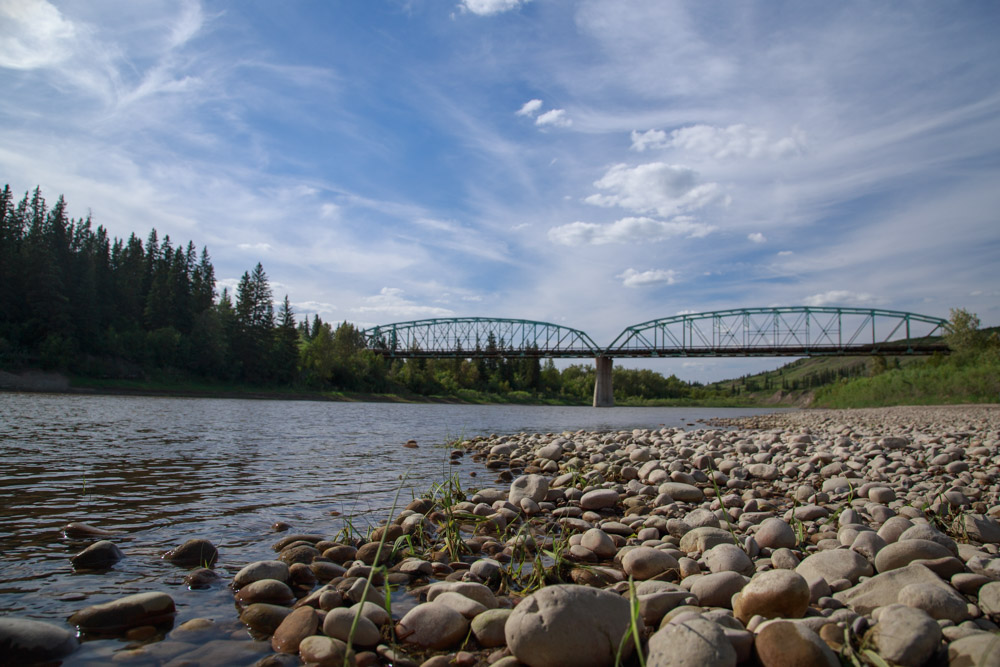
[777,250,794,256]
[516,98,543,117]
[353,287,455,320]
[630,129,669,152]
[584,162,723,216]
[0,0,76,69]
[459,0,531,16]
[320,203,339,219]
[536,108,572,128]
[294,300,337,318]
[618,268,677,288]
[748,232,766,243]
[669,124,806,159]
[548,216,714,246]
[803,290,883,307]
[237,242,272,252]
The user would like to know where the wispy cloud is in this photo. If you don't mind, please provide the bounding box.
[548,216,714,246]
[803,290,884,307]
[516,98,543,116]
[618,268,677,288]
[458,0,532,16]
[536,108,571,128]
[353,288,455,320]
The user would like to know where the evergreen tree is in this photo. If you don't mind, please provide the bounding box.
[272,295,300,383]
[233,263,275,383]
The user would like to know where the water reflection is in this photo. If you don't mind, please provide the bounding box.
[0,392,783,661]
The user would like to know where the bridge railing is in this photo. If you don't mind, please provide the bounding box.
[604,307,950,357]
[362,317,601,358]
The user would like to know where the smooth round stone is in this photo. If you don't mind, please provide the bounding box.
[323,607,381,647]
[733,570,811,624]
[868,487,895,504]
[874,539,953,573]
[470,558,501,583]
[298,636,355,667]
[897,582,972,623]
[0,617,78,664]
[638,590,697,627]
[690,571,748,609]
[580,489,620,510]
[898,525,958,556]
[770,548,800,570]
[580,528,617,559]
[471,608,513,648]
[878,516,914,543]
[754,620,839,667]
[509,474,549,505]
[271,606,318,654]
[71,540,124,569]
[704,543,755,576]
[869,604,942,667]
[679,527,735,553]
[350,601,391,627]
[425,582,497,609]
[755,518,796,550]
[683,509,721,529]
[747,463,780,480]
[658,482,705,503]
[622,546,679,580]
[433,591,488,619]
[791,505,829,521]
[163,538,218,568]
[234,579,295,606]
[796,549,873,585]
[505,584,639,667]
[64,522,116,538]
[278,544,320,565]
[537,444,563,461]
[850,531,887,563]
[647,617,737,666]
[69,592,176,634]
[233,560,290,589]
[396,602,469,650]
[184,567,220,589]
[239,603,293,636]
[947,633,1000,667]
[977,581,1000,615]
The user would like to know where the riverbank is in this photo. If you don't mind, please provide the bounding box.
[3,404,999,665]
[0,368,800,408]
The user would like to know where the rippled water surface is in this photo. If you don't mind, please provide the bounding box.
[0,392,783,664]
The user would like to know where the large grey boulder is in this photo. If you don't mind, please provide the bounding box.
[0,617,78,664]
[505,584,640,667]
[69,591,176,634]
[647,617,736,666]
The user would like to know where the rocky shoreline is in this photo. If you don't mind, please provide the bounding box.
[2,405,1000,666]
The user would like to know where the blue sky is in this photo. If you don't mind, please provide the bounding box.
[2,0,998,382]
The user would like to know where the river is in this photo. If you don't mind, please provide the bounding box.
[0,392,785,664]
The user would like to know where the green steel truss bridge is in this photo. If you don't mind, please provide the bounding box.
[361,307,950,406]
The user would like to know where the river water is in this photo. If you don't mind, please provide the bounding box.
[0,392,784,663]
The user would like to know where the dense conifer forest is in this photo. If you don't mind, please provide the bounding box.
[0,186,715,403]
[4,186,993,407]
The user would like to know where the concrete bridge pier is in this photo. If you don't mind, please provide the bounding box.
[593,356,614,407]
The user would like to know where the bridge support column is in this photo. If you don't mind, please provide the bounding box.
[593,356,614,407]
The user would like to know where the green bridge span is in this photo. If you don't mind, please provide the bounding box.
[362,307,950,407]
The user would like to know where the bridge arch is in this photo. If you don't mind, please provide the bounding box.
[605,307,950,357]
[362,317,601,358]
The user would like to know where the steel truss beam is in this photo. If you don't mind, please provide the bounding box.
[361,308,950,358]
[362,317,601,358]
[604,307,950,357]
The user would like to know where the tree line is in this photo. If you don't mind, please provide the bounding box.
[0,185,714,403]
